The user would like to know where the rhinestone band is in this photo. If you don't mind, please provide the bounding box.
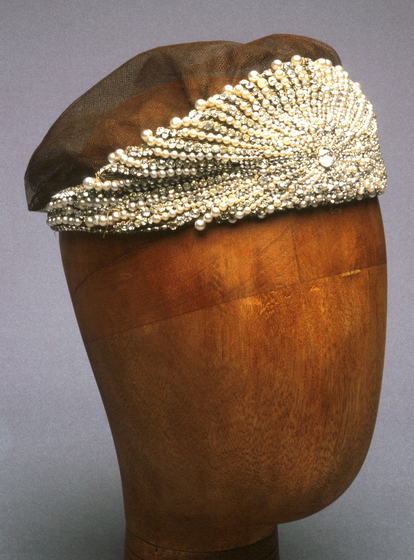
[46,55,386,233]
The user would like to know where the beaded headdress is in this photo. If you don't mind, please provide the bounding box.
[26,37,386,233]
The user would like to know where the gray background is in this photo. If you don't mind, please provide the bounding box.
[1,0,413,558]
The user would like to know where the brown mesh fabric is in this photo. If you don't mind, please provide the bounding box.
[25,34,340,211]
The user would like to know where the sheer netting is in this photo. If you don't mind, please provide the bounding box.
[25,34,341,211]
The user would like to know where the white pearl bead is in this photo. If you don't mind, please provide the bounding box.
[291,55,302,66]
[195,99,207,111]
[204,213,213,223]
[170,117,182,129]
[248,70,259,82]
[194,219,206,231]
[271,59,283,70]
[108,152,116,163]
[141,129,152,142]
[83,177,95,189]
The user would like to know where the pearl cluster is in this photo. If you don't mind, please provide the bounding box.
[46,56,386,233]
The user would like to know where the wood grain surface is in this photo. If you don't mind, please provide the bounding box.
[124,528,279,560]
[60,198,387,558]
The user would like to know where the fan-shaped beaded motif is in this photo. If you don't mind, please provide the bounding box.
[46,56,386,233]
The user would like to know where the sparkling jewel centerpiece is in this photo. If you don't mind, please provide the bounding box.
[318,147,334,168]
[46,55,386,233]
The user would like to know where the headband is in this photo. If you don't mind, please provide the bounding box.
[45,55,386,233]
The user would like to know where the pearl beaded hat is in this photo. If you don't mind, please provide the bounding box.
[25,35,386,234]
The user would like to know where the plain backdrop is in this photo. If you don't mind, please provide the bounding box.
[1,0,413,558]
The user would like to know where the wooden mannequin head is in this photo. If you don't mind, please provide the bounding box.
[60,196,386,554]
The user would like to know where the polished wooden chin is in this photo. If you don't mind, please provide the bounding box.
[60,197,386,559]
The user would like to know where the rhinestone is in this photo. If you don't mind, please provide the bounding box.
[318,147,334,168]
